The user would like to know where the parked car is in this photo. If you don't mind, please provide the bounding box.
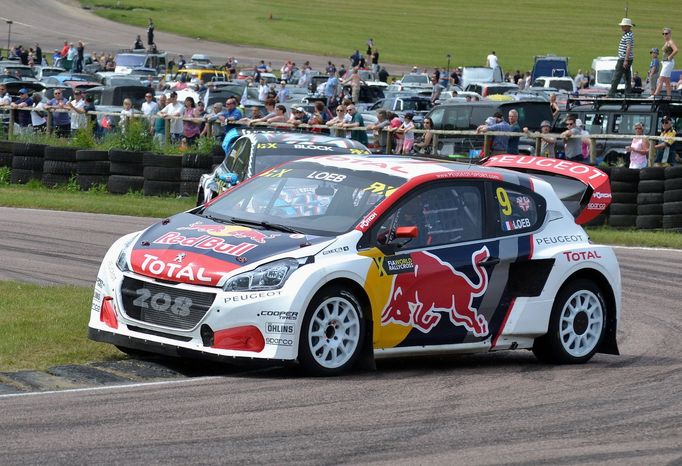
[425,100,553,156]
[465,81,518,97]
[84,85,153,128]
[34,66,65,81]
[197,132,370,205]
[460,66,504,90]
[553,95,682,164]
[398,73,432,91]
[89,154,619,375]
[368,94,432,126]
[532,77,576,93]
[0,63,37,81]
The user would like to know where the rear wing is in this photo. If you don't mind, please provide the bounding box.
[482,155,610,224]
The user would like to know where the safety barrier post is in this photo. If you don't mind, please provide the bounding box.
[535,135,541,156]
[432,133,439,156]
[165,116,171,144]
[648,136,656,166]
[483,134,489,157]
[46,110,53,134]
[8,108,14,138]
[386,128,392,154]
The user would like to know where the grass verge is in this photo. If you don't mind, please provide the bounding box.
[0,183,195,218]
[586,226,682,249]
[81,0,675,74]
[0,282,123,372]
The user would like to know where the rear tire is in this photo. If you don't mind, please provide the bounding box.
[298,286,365,376]
[533,279,606,364]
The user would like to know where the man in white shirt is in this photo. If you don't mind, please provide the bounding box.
[486,51,498,68]
[141,92,159,118]
[157,91,184,142]
[0,84,10,106]
[30,93,47,132]
[257,79,271,102]
[67,90,88,134]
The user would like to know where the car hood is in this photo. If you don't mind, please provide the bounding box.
[129,212,332,286]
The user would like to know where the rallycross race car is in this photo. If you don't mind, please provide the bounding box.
[89,154,620,375]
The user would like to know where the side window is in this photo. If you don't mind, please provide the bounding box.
[428,107,445,129]
[231,140,252,181]
[583,113,609,134]
[374,182,484,249]
[614,114,651,134]
[491,183,545,235]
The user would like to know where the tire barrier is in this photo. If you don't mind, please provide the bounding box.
[180,152,212,197]
[635,167,665,230]
[42,146,78,187]
[107,149,144,194]
[76,149,109,190]
[608,168,638,228]
[10,143,46,184]
[663,166,682,229]
[0,140,13,168]
[143,151,181,197]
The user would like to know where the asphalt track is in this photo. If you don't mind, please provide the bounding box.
[0,0,411,75]
[0,206,681,465]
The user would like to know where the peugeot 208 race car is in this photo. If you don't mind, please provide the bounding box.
[89,154,620,375]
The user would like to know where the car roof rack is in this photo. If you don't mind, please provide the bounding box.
[567,94,682,111]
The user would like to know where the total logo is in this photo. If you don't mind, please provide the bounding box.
[136,253,226,284]
[563,250,603,262]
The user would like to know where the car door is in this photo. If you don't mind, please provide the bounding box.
[367,180,502,348]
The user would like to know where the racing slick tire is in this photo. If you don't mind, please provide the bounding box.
[143,152,182,168]
[179,181,199,197]
[180,167,205,182]
[76,149,109,162]
[637,203,663,215]
[44,146,78,162]
[608,203,637,215]
[109,149,143,164]
[12,142,46,158]
[635,215,662,230]
[143,166,181,181]
[108,175,144,194]
[298,286,365,376]
[611,192,636,204]
[532,279,606,364]
[12,155,44,171]
[143,180,180,196]
[637,180,665,193]
[662,214,682,229]
[10,168,41,184]
[663,189,682,203]
[182,153,213,169]
[663,201,682,215]
[0,152,12,167]
[638,167,665,180]
[109,162,143,176]
[608,214,636,227]
[43,160,77,176]
[77,161,110,176]
[609,181,638,193]
[664,166,682,179]
[636,192,663,204]
[610,167,639,182]
[664,178,682,190]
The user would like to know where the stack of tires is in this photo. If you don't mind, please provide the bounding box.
[663,166,682,230]
[42,146,78,187]
[211,144,225,167]
[76,149,109,190]
[108,149,144,194]
[11,143,46,184]
[180,152,212,197]
[0,140,13,169]
[635,167,665,230]
[608,167,639,227]
[143,152,182,196]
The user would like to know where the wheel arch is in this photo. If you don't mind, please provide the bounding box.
[303,277,376,371]
[560,268,619,355]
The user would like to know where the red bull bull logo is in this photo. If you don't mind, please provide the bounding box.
[179,222,277,244]
[380,246,490,337]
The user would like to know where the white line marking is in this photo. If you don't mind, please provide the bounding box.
[0,376,219,399]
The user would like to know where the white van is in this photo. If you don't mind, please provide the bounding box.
[591,56,624,90]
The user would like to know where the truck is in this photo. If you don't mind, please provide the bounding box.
[531,55,569,82]
[114,49,168,74]
[591,56,623,90]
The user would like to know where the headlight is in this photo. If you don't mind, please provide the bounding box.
[223,259,299,292]
[116,249,130,272]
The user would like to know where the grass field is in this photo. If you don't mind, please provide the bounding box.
[82,0,679,75]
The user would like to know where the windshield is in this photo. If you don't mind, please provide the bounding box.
[203,161,406,236]
[402,100,431,111]
[6,67,35,78]
[464,68,494,82]
[115,54,146,67]
[550,80,573,91]
[596,69,624,85]
[402,74,429,84]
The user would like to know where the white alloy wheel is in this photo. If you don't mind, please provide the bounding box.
[307,294,362,371]
[558,289,604,358]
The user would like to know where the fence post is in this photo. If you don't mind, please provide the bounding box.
[47,109,53,134]
[648,136,656,166]
[589,138,596,164]
[535,134,541,156]
[483,134,489,157]
[385,128,391,154]
[8,108,14,138]
[165,116,171,144]
[432,132,438,156]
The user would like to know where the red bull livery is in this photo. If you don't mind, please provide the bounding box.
[89,154,621,375]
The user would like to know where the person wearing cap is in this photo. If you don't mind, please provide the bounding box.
[287,106,310,127]
[625,122,650,169]
[652,28,678,98]
[608,18,635,97]
[44,89,71,138]
[654,117,676,166]
[524,120,556,158]
[10,88,33,134]
[647,48,661,92]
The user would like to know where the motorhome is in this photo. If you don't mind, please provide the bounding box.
[591,56,623,90]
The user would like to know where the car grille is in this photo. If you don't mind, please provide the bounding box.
[120,277,216,330]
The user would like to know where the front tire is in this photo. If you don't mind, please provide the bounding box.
[533,279,606,364]
[298,286,365,376]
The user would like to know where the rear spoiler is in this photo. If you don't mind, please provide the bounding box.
[482,155,611,224]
